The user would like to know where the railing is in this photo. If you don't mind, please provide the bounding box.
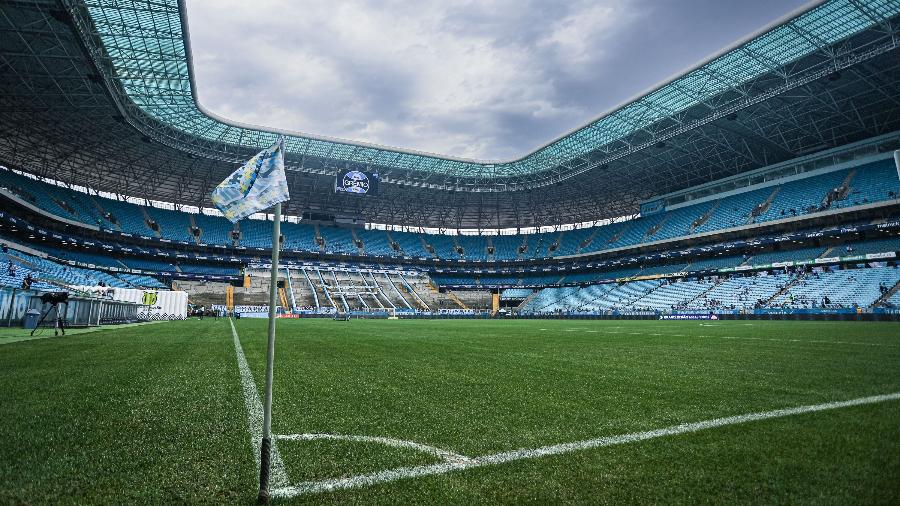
[1,287,147,328]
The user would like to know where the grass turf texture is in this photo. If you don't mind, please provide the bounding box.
[0,319,897,504]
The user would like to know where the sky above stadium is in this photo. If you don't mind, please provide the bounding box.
[186,0,810,160]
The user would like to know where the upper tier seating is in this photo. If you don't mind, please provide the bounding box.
[355,229,396,256]
[390,231,432,258]
[143,206,194,242]
[2,155,898,260]
[831,159,900,210]
[194,212,233,245]
[321,227,357,254]
[96,197,154,234]
[491,234,522,260]
[456,235,488,261]
[424,234,457,259]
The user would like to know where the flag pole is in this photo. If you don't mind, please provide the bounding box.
[258,202,282,503]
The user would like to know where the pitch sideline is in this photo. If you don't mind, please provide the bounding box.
[228,318,290,489]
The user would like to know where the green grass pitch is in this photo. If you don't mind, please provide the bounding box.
[1,318,899,504]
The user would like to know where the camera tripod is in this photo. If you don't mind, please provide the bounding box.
[31,301,67,336]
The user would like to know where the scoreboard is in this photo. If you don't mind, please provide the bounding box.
[334,169,379,195]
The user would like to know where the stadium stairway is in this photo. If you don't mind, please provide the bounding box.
[446,289,493,310]
[516,291,539,311]
[349,228,363,255]
[686,279,723,307]
[748,187,782,224]
[278,286,290,310]
[763,273,806,307]
[574,228,599,255]
[643,214,670,241]
[367,272,394,309]
[299,268,321,310]
[328,271,351,311]
[139,207,162,238]
[283,268,298,309]
[517,234,528,260]
[363,274,386,309]
[314,270,338,310]
[400,273,431,310]
[382,273,412,309]
[875,280,900,306]
[175,280,231,308]
[311,224,323,253]
[445,290,469,309]
[187,214,201,245]
[689,200,722,233]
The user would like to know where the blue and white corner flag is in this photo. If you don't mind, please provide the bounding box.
[211,138,290,223]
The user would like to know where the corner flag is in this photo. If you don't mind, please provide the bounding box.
[211,138,289,222]
[211,137,288,503]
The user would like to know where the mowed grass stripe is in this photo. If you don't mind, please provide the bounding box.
[0,319,258,503]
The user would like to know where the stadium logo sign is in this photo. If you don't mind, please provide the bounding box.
[142,291,158,306]
[342,170,370,193]
[335,169,379,195]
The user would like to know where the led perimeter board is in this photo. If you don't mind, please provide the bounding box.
[334,169,379,195]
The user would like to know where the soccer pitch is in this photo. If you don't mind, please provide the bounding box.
[1,319,899,504]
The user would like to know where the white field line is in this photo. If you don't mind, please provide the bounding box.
[229,318,289,489]
[276,433,472,464]
[272,392,900,498]
[712,335,895,347]
[575,329,895,347]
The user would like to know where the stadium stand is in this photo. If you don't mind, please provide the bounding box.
[770,266,899,309]
[1,0,899,321]
[3,154,898,263]
[520,265,900,315]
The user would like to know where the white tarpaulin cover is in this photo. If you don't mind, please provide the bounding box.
[75,287,188,320]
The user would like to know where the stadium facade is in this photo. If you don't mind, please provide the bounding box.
[1,0,900,320]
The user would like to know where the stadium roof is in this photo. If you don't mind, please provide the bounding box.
[80,0,900,183]
[1,0,899,227]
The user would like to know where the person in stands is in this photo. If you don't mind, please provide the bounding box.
[22,273,33,290]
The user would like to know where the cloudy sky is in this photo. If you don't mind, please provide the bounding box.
[185,0,810,160]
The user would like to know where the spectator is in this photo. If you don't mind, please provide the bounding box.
[7,261,15,277]
[22,273,33,290]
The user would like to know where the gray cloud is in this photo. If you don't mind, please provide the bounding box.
[185,0,809,160]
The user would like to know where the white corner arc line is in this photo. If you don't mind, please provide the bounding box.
[276,433,473,463]
[272,391,900,498]
[229,318,290,489]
